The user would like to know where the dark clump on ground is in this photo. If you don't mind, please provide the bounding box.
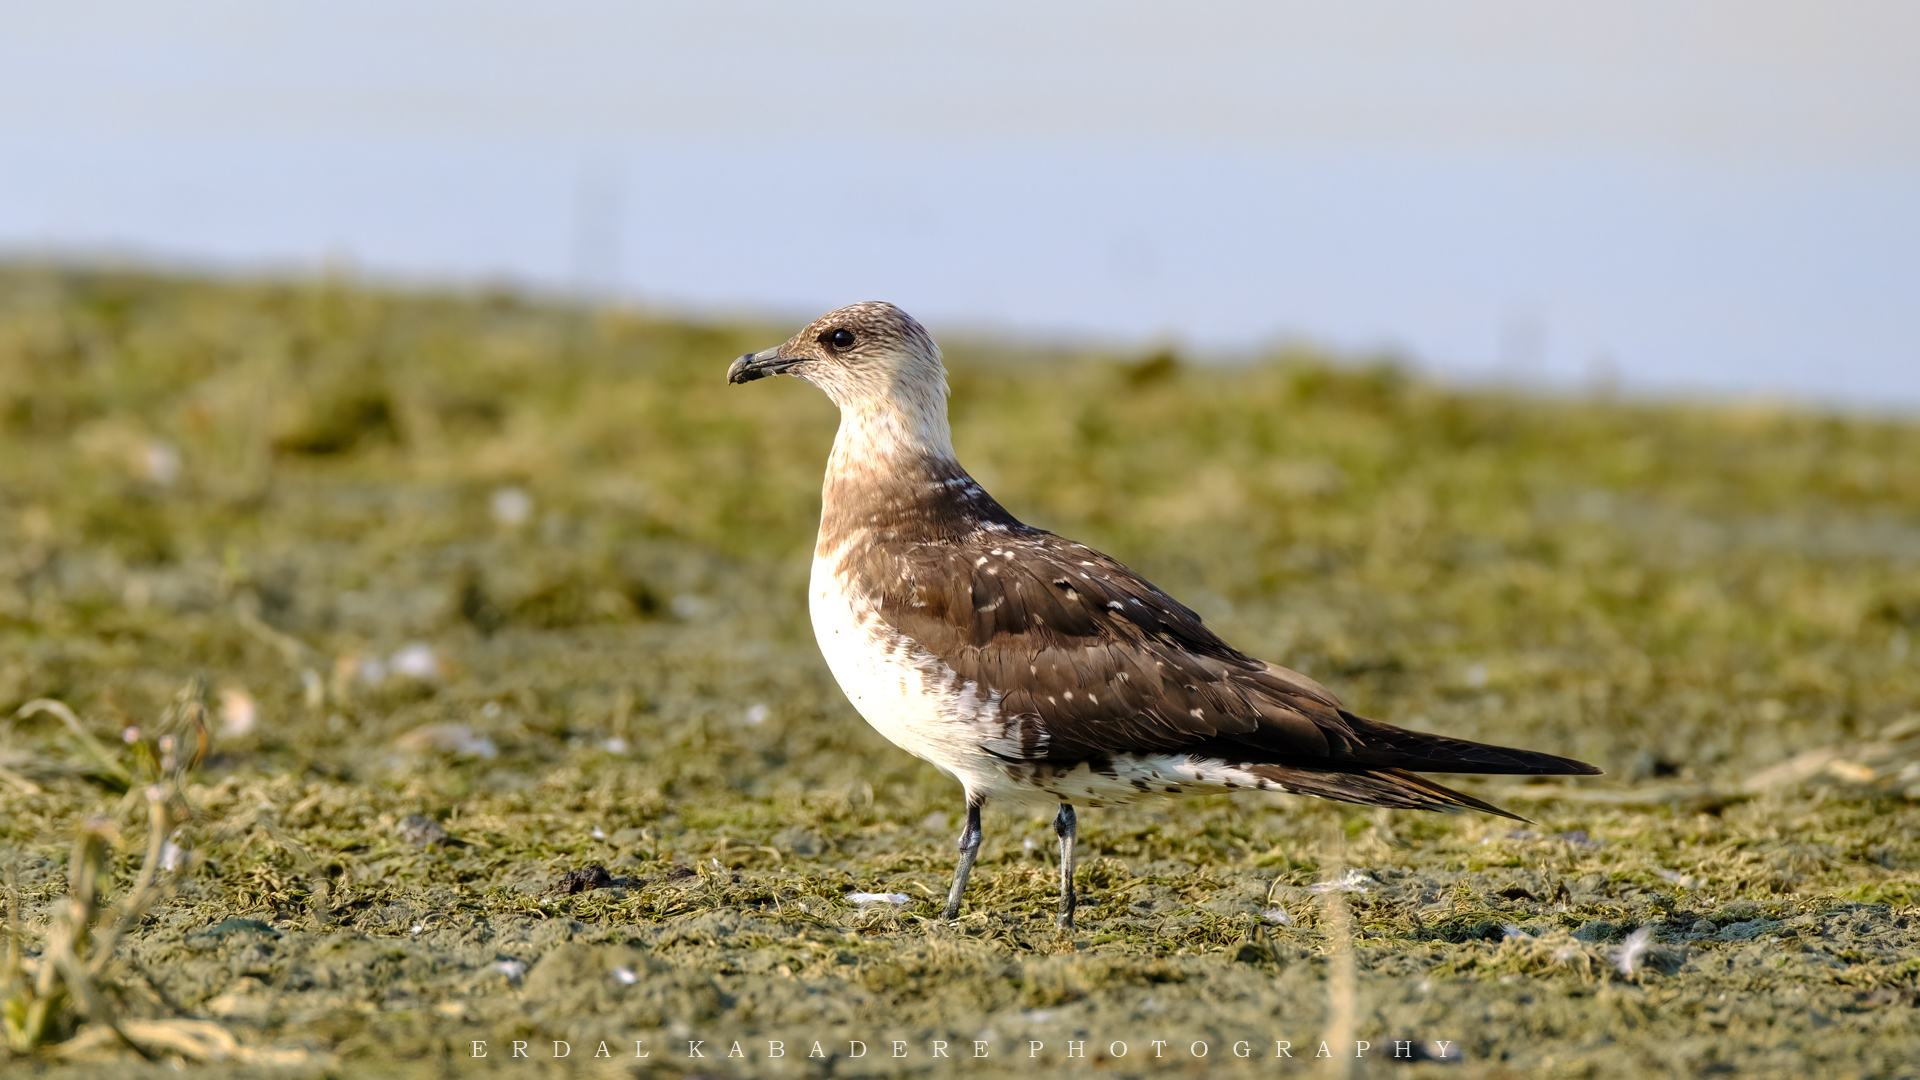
[1,267,1918,1077]
[394,815,452,848]
[551,865,622,895]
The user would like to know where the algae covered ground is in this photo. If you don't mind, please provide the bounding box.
[2,267,1918,1078]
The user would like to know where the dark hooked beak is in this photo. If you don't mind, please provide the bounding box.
[726,346,798,385]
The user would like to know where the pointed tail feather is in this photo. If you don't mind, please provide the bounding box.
[1246,763,1530,822]
[1340,713,1602,776]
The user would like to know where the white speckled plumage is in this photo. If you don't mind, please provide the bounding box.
[812,542,1289,812]
[809,539,1017,803]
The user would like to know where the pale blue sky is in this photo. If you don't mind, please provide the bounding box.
[4,2,1917,405]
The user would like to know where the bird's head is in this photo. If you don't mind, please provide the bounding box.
[727,301,948,415]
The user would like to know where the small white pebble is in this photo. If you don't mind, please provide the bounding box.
[397,723,498,760]
[411,924,424,935]
[218,688,257,738]
[490,486,533,527]
[591,826,606,840]
[612,967,639,985]
[1308,868,1372,894]
[390,643,441,681]
[493,959,526,984]
[744,703,770,725]
[603,736,629,753]
[140,440,181,486]
[846,892,912,905]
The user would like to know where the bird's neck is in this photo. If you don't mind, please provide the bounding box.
[827,394,957,477]
[819,397,1014,553]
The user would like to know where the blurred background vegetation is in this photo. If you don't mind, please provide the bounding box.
[4,266,1915,780]
[2,267,1917,1074]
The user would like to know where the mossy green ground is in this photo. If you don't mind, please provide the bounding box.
[2,268,1918,1078]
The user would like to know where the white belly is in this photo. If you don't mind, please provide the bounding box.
[808,551,1024,803]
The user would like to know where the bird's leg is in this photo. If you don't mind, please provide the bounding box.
[1053,802,1077,928]
[941,801,984,922]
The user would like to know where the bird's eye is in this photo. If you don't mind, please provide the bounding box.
[824,328,856,350]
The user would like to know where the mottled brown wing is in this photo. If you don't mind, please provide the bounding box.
[853,525,1601,778]
[848,526,1366,765]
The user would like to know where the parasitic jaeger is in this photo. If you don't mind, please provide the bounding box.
[728,302,1599,928]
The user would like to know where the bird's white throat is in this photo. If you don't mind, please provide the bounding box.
[824,391,958,494]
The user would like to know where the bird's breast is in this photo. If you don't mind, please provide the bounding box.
[808,546,1012,796]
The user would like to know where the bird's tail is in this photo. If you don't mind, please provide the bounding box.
[1245,762,1530,821]
[1339,713,1602,777]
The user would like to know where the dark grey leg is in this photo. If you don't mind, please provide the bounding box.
[1053,803,1077,928]
[941,802,983,921]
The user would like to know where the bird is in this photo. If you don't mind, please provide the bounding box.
[727,301,1600,928]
